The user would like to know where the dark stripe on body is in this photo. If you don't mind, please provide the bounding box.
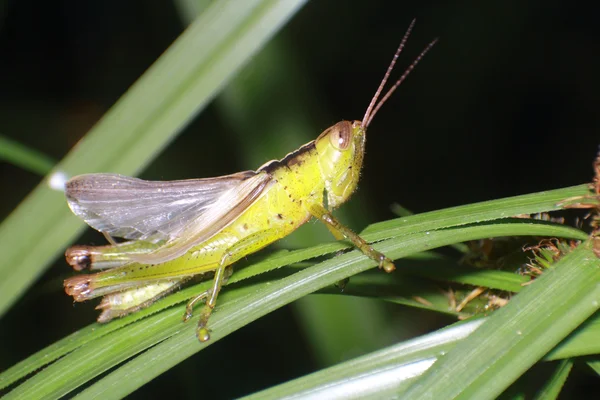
[259,141,316,174]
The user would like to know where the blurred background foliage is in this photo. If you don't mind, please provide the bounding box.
[0,0,598,398]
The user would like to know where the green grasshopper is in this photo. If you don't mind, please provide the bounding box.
[64,20,436,341]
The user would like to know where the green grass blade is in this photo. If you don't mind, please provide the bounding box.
[0,0,308,318]
[391,203,471,254]
[400,242,600,400]
[0,134,55,175]
[243,315,600,399]
[533,359,573,400]
[30,222,586,399]
[0,187,589,393]
[545,313,600,360]
[243,320,486,400]
[587,359,600,375]
[364,184,595,241]
[5,312,185,400]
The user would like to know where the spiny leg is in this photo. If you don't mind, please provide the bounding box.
[184,229,283,342]
[98,277,191,322]
[194,265,229,342]
[183,291,210,322]
[324,221,345,240]
[308,203,395,272]
[183,266,234,323]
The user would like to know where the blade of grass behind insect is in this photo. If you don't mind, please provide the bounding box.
[0,0,308,318]
[0,134,55,175]
[23,221,588,399]
[400,243,600,400]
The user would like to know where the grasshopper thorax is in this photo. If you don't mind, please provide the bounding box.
[315,120,366,209]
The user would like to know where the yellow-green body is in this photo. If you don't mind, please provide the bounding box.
[85,121,365,290]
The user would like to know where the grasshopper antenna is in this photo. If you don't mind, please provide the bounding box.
[363,19,438,128]
[362,19,415,128]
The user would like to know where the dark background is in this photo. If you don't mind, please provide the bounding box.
[0,0,598,398]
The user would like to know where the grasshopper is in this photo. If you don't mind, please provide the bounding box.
[64,20,436,341]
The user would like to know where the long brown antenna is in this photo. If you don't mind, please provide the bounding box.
[362,19,416,128]
[363,21,438,128]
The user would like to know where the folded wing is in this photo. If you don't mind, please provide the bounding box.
[66,171,272,263]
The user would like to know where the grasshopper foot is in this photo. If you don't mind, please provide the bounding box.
[183,308,193,323]
[379,255,395,273]
[197,327,211,342]
[367,247,395,273]
[196,304,215,342]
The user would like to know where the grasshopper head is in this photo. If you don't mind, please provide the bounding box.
[315,120,366,208]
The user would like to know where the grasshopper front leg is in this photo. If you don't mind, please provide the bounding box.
[308,203,395,272]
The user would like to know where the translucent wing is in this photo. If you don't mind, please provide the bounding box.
[129,171,272,264]
[66,171,268,246]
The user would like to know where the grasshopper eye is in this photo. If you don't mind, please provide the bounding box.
[330,121,352,150]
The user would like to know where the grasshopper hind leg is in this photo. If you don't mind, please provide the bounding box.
[191,265,232,342]
[183,265,233,324]
[97,277,191,322]
[184,229,282,342]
